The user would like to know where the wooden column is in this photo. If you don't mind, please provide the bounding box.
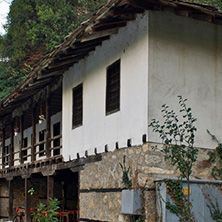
[8,179,13,220]
[20,116,24,164]
[32,106,36,162]
[46,98,51,158]
[2,128,5,169]
[47,176,54,205]
[10,122,14,167]
[25,177,31,222]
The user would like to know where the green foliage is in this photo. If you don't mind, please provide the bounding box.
[207,130,222,180]
[78,0,107,13]
[208,198,222,221]
[32,198,60,222]
[28,187,35,196]
[149,96,198,221]
[187,0,222,10]
[0,62,24,100]
[119,155,132,188]
[164,179,195,222]
[0,0,107,100]
[149,96,198,180]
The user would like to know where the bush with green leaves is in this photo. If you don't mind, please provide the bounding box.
[149,96,198,180]
[32,198,60,222]
[149,96,198,221]
[119,155,132,189]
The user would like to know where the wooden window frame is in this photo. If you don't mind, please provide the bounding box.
[39,130,46,157]
[53,122,60,156]
[4,144,10,166]
[22,137,28,161]
[106,59,120,115]
[72,84,83,129]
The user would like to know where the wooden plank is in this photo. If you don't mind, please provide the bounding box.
[32,106,36,162]
[20,116,24,164]
[25,177,31,222]
[2,128,5,169]
[73,36,109,49]
[10,123,14,167]
[48,54,88,69]
[38,69,67,80]
[46,98,51,158]
[112,6,144,15]
[63,46,96,57]
[47,176,54,205]
[92,23,126,32]
[80,29,118,42]
[8,180,13,220]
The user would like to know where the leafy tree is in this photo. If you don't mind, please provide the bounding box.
[0,0,107,99]
[149,96,198,221]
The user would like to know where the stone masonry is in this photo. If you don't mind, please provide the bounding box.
[79,142,216,222]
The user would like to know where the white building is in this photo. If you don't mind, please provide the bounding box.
[0,0,221,221]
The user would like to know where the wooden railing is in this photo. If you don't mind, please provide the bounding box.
[0,134,62,169]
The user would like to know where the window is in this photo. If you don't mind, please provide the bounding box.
[4,145,10,166]
[22,137,28,161]
[39,130,46,157]
[53,122,60,156]
[106,59,120,115]
[72,84,83,128]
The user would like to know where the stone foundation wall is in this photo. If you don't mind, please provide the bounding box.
[79,142,215,222]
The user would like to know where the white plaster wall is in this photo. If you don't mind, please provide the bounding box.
[63,13,149,160]
[148,10,222,148]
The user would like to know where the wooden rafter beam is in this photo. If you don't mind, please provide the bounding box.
[112,5,145,15]
[92,22,126,32]
[73,35,110,49]
[40,68,68,78]
[81,28,118,42]
[48,53,88,69]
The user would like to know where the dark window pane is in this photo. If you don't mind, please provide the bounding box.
[106,60,120,115]
[53,122,60,156]
[39,130,46,157]
[22,137,28,161]
[73,84,83,128]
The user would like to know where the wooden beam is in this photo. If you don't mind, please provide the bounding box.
[92,23,126,32]
[63,45,96,57]
[81,29,118,42]
[112,6,144,15]
[8,180,13,220]
[46,98,51,158]
[127,0,161,10]
[47,176,54,205]
[73,36,109,49]
[39,69,68,80]
[25,177,31,222]
[32,106,36,162]
[10,122,14,167]
[20,116,24,164]
[2,128,5,169]
[48,54,88,69]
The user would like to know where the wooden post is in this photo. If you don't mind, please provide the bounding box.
[8,179,13,220]
[47,176,54,205]
[2,128,5,169]
[46,98,51,158]
[10,122,14,167]
[25,177,31,222]
[20,116,24,164]
[32,106,36,162]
